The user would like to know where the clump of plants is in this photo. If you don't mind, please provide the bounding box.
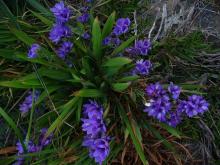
[0,1,211,165]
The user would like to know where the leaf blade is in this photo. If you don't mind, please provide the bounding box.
[0,107,26,152]
[92,17,102,58]
[102,11,115,39]
[111,36,135,55]
[118,104,148,165]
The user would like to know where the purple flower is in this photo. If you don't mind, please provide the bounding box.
[82,136,95,148]
[28,44,40,58]
[56,41,73,59]
[145,82,166,98]
[133,59,152,76]
[39,128,53,147]
[144,82,209,127]
[82,100,110,164]
[82,100,106,137]
[89,137,110,165]
[166,110,182,127]
[168,82,181,100]
[82,117,106,138]
[144,95,171,122]
[113,18,131,36]
[50,1,71,23]
[126,39,151,56]
[77,13,90,23]
[82,32,90,40]
[125,47,139,55]
[19,90,40,115]
[182,95,209,117]
[14,128,53,165]
[135,39,151,55]
[102,36,121,46]
[49,24,72,43]
[111,37,121,46]
[14,140,37,164]
[83,100,104,120]
[103,36,112,45]
[177,100,188,113]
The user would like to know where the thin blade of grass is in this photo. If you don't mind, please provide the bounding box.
[26,0,51,16]
[0,0,19,28]
[118,104,148,165]
[0,107,26,152]
[46,97,80,136]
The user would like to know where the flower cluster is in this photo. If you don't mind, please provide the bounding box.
[50,1,70,23]
[82,32,90,40]
[77,6,90,24]
[103,36,121,46]
[19,90,40,115]
[14,140,36,165]
[113,18,131,36]
[133,59,152,76]
[126,39,151,56]
[81,100,110,165]
[49,24,71,44]
[50,1,73,59]
[38,128,53,147]
[168,82,181,100]
[179,95,209,117]
[144,82,209,127]
[14,128,52,165]
[28,44,40,58]
[77,13,90,23]
[144,83,171,122]
[56,41,73,59]
[103,18,131,47]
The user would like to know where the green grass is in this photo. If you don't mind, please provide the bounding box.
[0,0,220,164]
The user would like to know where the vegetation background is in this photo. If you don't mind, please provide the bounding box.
[0,0,220,164]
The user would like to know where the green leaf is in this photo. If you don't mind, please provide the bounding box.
[30,10,53,26]
[102,11,115,39]
[36,85,62,105]
[27,0,51,16]
[118,104,148,165]
[92,17,102,58]
[0,80,41,88]
[0,0,18,28]
[112,82,131,92]
[111,36,135,55]
[74,89,103,97]
[0,107,26,152]
[117,75,139,82]
[103,57,133,77]
[76,98,83,123]
[0,158,14,165]
[46,97,80,136]
[160,123,181,139]
[82,57,94,80]
[38,67,72,80]
[10,28,36,45]
[103,67,121,77]
[103,57,132,67]
[36,111,57,128]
